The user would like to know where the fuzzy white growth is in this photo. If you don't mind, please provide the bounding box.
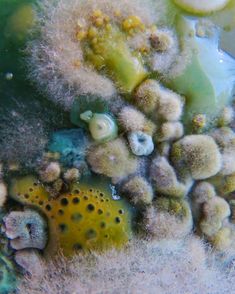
[63,168,80,182]
[39,162,61,183]
[155,87,184,121]
[19,235,235,294]
[118,106,155,135]
[28,0,164,109]
[122,176,153,205]
[150,28,180,74]
[156,122,184,142]
[217,107,234,126]
[0,182,7,207]
[143,204,193,240]
[15,249,44,277]
[211,127,235,176]
[150,156,190,197]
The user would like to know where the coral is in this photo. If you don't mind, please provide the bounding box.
[121,176,153,206]
[27,0,164,107]
[134,79,159,114]
[18,236,235,294]
[47,129,89,170]
[15,249,44,276]
[3,209,48,250]
[156,121,184,142]
[0,253,17,294]
[150,156,191,198]
[171,135,222,180]
[87,138,138,179]
[9,176,133,256]
[0,182,7,208]
[118,106,155,135]
[128,131,154,156]
[80,112,118,143]
[39,162,61,183]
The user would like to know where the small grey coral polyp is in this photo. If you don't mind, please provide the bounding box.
[3,210,47,250]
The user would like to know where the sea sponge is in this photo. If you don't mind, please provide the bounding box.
[63,168,81,183]
[9,176,133,256]
[0,253,17,294]
[210,227,233,251]
[134,79,160,114]
[193,182,216,204]
[121,176,153,206]
[171,135,222,180]
[87,138,138,179]
[3,209,48,250]
[156,121,184,142]
[39,162,61,183]
[118,106,155,135]
[0,182,7,208]
[128,131,154,156]
[150,156,190,198]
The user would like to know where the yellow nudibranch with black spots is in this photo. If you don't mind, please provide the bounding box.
[10,176,133,256]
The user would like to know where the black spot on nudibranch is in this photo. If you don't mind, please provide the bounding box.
[46,204,52,211]
[61,198,69,206]
[100,222,106,229]
[86,229,97,240]
[73,243,83,251]
[97,209,103,215]
[58,223,68,233]
[87,204,95,212]
[58,209,64,215]
[72,197,80,204]
[115,217,121,224]
[71,213,83,222]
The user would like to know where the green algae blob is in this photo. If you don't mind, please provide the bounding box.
[10,176,133,256]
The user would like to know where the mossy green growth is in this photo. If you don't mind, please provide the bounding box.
[0,253,17,294]
[168,17,235,131]
[10,176,133,256]
[83,24,148,93]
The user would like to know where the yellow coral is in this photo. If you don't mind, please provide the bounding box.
[10,176,133,256]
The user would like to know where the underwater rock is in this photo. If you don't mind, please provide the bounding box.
[87,138,138,179]
[80,112,118,143]
[128,131,154,156]
[0,253,17,294]
[47,129,89,169]
[171,135,222,180]
[9,176,133,256]
[3,209,47,250]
